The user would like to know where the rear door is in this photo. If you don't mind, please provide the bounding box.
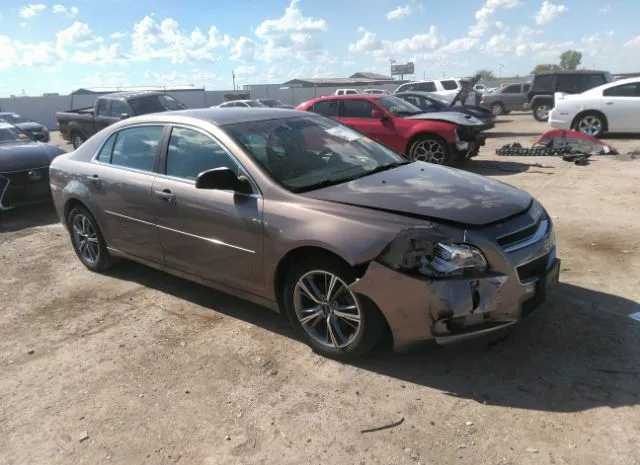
[86,124,166,263]
[151,125,264,293]
[601,82,640,132]
[337,99,399,150]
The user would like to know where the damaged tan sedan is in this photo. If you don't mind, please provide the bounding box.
[49,108,560,359]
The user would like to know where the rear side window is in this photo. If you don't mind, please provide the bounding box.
[603,82,640,97]
[398,84,416,92]
[417,82,437,92]
[96,133,116,163]
[502,85,521,94]
[345,90,358,95]
[441,80,458,91]
[311,100,340,117]
[581,74,606,90]
[96,99,109,116]
[110,125,164,172]
[342,99,378,118]
[556,75,581,93]
[532,74,555,91]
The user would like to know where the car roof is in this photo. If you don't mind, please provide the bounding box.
[534,70,608,76]
[126,107,310,126]
[103,90,163,99]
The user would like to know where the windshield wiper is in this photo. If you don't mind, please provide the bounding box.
[291,178,347,193]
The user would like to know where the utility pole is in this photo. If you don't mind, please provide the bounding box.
[232,70,236,92]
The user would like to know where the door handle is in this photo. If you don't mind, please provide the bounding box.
[87,174,101,185]
[605,101,614,105]
[154,189,176,203]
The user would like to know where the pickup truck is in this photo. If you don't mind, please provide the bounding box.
[56,90,187,149]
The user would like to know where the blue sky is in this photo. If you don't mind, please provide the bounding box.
[0,0,638,96]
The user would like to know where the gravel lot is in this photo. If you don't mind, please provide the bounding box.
[1,114,639,465]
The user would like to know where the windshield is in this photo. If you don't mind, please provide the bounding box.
[246,100,267,107]
[0,114,22,123]
[223,116,408,193]
[129,94,187,115]
[376,96,424,116]
[0,122,32,144]
[260,99,283,106]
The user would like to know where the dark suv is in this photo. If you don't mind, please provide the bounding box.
[527,70,613,121]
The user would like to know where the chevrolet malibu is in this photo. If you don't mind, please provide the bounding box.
[49,108,560,359]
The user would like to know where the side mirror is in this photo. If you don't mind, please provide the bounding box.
[195,167,252,194]
[119,113,131,120]
[371,109,384,119]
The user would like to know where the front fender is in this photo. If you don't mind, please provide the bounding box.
[408,121,458,143]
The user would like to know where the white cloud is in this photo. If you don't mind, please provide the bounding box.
[598,4,612,13]
[19,3,46,18]
[52,4,79,15]
[624,36,640,48]
[438,37,479,55]
[348,27,383,53]
[110,32,128,39]
[348,25,440,61]
[254,0,328,62]
[535,1,569,26]
[483,33,512,56]
[143,69,222,85]
[386,3,423,20]
[230,36,258,61]
[81,72,131,88]
[607,30,614,37]
[130,16,231,63]
[469,0,521,38]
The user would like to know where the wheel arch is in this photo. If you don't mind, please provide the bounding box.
[405,131,448,156]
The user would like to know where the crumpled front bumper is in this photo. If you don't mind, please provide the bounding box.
[350,218,559,351]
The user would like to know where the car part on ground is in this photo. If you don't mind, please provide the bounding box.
[495,129,618,165]
[296,94,487,166]
[49,108,560,359]
[526,70,613,122]
[0,122,66,211]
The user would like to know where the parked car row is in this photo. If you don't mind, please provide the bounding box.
[46,107,560,359]
[0,112,50,142]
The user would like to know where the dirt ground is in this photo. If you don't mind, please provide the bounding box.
[1,114,639,465]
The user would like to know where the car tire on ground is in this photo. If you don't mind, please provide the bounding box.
[572,111,606,138]
[283,256,384,360]
[491,103,505,115]
[532,103,552,122]
[67,206,116,272]
[71,132,86,150]
[408,134,453,166]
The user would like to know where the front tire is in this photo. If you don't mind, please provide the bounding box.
[71,132,86,150]
[408,135,452,166]
[67,206,114,272]
[491,103,505,115]
[283,256,383,360]
[573,112,606,137]
[532,103,551,122]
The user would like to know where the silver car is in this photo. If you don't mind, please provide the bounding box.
[479,83,532,115]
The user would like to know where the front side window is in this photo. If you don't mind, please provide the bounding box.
[556,75,581,93]
[603,82,640,97]
[110,100,131,117]
[110,125,164,172]
[502,85,521,94]
[377,96,423,116]
[311,100,340,117]
[417,82,437,92]
[523,84,531,93]
[532,74,555,91]
[223,116,406,193]
[441,80,459,90]
[165,127,238,180]
[582,74,606,90]
[342,99,378,118]
[96,99,109,116]
[129,94,186,115]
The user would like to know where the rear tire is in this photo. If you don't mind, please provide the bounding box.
[283,256,383,360]
[71,132,86,150]
[532,103,551,122]
[67,206,115,272]
[572,111,606,138]
[408,135,453,166]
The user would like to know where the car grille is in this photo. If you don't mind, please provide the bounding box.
[0,167,51,209]
[496,217,542,247]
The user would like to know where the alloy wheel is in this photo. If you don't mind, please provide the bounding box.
[410,139,446,164]
[72,135,84,149]
[535,105,550,121]
[71,213,100,265]
[293,270,362,349]
[577,116,603,136]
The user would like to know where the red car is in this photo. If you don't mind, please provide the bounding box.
[296,94,486,166]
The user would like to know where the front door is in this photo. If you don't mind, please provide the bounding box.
[86,124,166,263]
[152,125,265,294]
[601,82,640,132]
[338,99,398,150]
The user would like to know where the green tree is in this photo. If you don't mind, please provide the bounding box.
[559,50,583,70]
[475,69,495,80]
[531,63,561,74]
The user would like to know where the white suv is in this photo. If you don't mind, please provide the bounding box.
[394,78,462,100]
[333,88,360,96]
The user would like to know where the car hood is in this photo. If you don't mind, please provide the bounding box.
[15,122,47,132]
[0,142,66,172]
[302,162,532,227]
[405,111,485,127]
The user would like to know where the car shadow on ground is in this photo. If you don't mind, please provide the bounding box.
[0,202,60,233]
[461,159,555,176]
[486,131,543,138]
[108,260,640,413]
